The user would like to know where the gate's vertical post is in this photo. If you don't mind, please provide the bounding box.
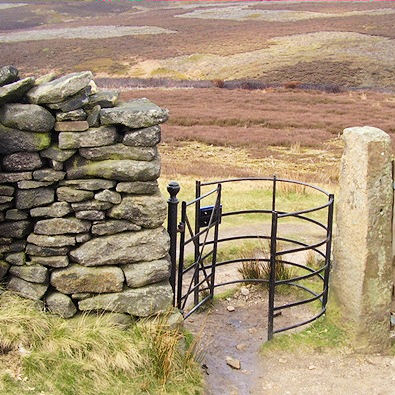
[323,194,334,307]
[194,181,202,305]
[210,184,222,298]
[177,202,187,310]
[167,181,180,306]
[268,211,278,340]
[272,175,277,212]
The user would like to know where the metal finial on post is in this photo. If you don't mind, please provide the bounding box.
[167,181,180,306]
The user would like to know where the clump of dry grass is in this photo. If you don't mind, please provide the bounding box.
[0,291,202,395]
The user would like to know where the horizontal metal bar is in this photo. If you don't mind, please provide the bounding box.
[183,249,214,275]
[222,209,272,217]
[200,278,270,292]
[276,237,328,257]
[274,260,326,284]
[185,186,219,207]
[200,257,270,271]
[273,308,327,334]
[273,286,324,311]
[203,234,270,246]
[200,177,331,197]
[278,199,333,219]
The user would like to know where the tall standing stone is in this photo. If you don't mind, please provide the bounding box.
[332,126,393,352]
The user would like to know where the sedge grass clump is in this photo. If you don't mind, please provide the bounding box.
[0,291,203,395]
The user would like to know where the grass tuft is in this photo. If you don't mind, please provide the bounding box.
[0,291,203,395]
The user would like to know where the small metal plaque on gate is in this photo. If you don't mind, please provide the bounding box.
[199,205,222,227]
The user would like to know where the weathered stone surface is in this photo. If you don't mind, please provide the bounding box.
[0,196,13,204]
[18,180,53,189]
[27,71,93,104]
[9,264,48,283]
[0,203,12,211]
[16,188,54,209]
[34,73,57,86]
[0,221,32,238]
[51,265,124,294]
[40,144,76,162]
[30,202,72,218]
[46,292,77,318]
[67,158,160,182]
[0,104,55,132]
[100,99,168,128]
[86,90,119,108]
[70,227,169,266]
[95,189,121,204]
[71,200,113,211]
[5,209,28,220]
[33,169,65,182]
[31,255,69,268]
[0,260,9,279]
[0,124,50,154]
[34,218,90,235]
[109,194,166,228]
[27,233,76,247]
[123,125,161,147]
[5,251,25,266]
[57,187,94,203]
[75,210,105,221]
[0,172,32,183]
[0,238,12,245]
[56,109,87,122]
[2,152,43,171]
[0,65,18,87]
[0,186,14,196]
[47,87,90,112]
[79,144,157,161]
[123,258,169,288]
[333,126,393,353]
[50,160,63,171]
[86,105,100,127]
[8,276,48,300]
[2,240,25,253]
[75,233,91,243]
[102,312,134,329]
[91,220,140,236]
[78,282,172,317]
[0,77,35,105]
[59,179,115,191]
[54,121,89,132]
[59,126,117,149]
[71,293,92,301]
[26,243,69,257]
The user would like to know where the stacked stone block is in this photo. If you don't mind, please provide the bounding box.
[0,66,172,319]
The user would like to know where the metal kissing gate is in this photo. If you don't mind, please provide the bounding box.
[167,177,334,340]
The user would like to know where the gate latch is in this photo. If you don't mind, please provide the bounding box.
[199,205,222,228]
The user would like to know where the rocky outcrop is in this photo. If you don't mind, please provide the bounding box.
[0,67,171,320]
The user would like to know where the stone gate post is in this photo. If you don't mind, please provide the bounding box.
[332,126,393,352]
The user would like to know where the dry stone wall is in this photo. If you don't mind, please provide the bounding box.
[0,66,172,319]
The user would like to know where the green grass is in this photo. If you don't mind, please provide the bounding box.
[0,291,203,395]
[261,300,347,354]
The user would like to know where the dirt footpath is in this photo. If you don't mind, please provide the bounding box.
[185,289,395,395]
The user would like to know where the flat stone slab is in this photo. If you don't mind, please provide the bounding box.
[26,243,70,257]
[34,218,91,235]
[94,189,121,204]
[87,90,119,108]
[100,99,168,129]
[66,158,160,182]
[58,126,117,149]
[116,181,159,195]
[30,202,72,218]
[0,124,50,154]
[27,71,93,104]
[92,220,141,236]
[78,282,172,317]
[30,255,69,268]
[79,144,157,161]
[33,169,65,182]
[123,258,170,288]
[2,152,43,171]
[109,194,166,228]
[40,144,76,162]
[122,125,161,147]
[56,109,86,122]
[0,103,55,132]
[57,187,94,203]
[0,220,32,239]
[59,179,116,191]
[0,77,35,105]
[9,264,48,283]
[70,227,169,266]
[16,188,54,209]
[8,276,48,300]
[54,121,89,132]
[27,233,76,248]
[51,264,124,294]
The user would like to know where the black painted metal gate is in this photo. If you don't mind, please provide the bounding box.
[167,177,334,340]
